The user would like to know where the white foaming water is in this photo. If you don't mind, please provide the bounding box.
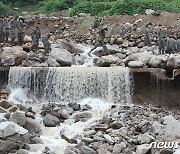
[8,90,112,153]
[8,67,133,104]
[44,67,132,104]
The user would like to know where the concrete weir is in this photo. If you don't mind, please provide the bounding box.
[0,67,180,109]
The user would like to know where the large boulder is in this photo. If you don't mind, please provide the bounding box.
[0,46,27,66]
[128,61,144,68]
[60,41,84,54]
[47,58,60,67]
[123,51,152,66]
[149,56,162,68]
[50,48,73,66]
[0,121,28,139]
[0,121,29,153]
[94,55,120,67]
[167,55,180,69]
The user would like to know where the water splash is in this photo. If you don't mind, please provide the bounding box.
[8,67,133,104]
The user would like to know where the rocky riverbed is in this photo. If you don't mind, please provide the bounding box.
[0,88,180,154]
[1,40,180,71]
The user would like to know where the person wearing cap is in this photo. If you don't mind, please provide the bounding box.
[144,23,152,47]
[17,17,27,45]
[42,32,54,54]
[3,17,11,43]
[9,16,18,45]
[176,36,180,53]
[88,27,108,56]
[0,16,5,43]
[157,24,167,54]
[166,36,176,54]
[31,22,41,51]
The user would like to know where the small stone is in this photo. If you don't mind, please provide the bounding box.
[104,134,114,144]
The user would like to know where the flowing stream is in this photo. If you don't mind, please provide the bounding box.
[7,66,133,153]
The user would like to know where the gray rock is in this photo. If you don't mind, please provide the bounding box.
[128,61,144,68]
[58,110,70,119]
[104,134,114,144]
[24,118,42,135]
[113,143,126,153]
[0,121,28,139]
[79,145,96,154]
[60,41,84,54]
[149,57,162,68]
[10,111,26,127]
[95,55,120,67]
[145,9,155,15]
[0,46,27,66]
[136,144,151,154]
[74,111,92,122]
[43,114,60,127]
[47,58,60,67]
[50,48,73,66]
[30,136,43,144]
[17,149,29,154]
[137,133,154,144]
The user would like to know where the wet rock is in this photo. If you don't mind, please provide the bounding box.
[101,116,111,125]
[17,149,29,154]
[138,42,144,48]
[24,118,42,135]
[74,111,92,122]
[128,61,144,68]
[110,121,123,129]
[58,110,70,119]
[30,136,43,144]
[149,56,162,68]
[79,145,96,154]
[113,143,126,154]
[60,41,84,54]
[47,58,60,67]
[82,137,94,143]
[104,134,114,144]
[10,111,26,127]
[61,134,78,144]
[95,124,109,132]
[65,149,77,154]
[137,133,154,144]
[160,149,173,154]
[84,130,96,137]
[0,46,27,66]
[50,48,73,66]
[136,144,151,154]
[149,121,164,136]
[25,112,35,119]
[90,142,100,151]
[94,55,120,67]
[0,121,28,139]
[43,114,60,127]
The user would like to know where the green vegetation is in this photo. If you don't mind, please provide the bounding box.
[0,0,179,16]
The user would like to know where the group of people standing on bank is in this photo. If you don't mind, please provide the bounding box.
[0,16,26,45]
[144,23,180,54]
[0,16,53,54]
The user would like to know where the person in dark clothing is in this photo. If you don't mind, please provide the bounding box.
[88,27,108,56]
[31,22,41,51]
[144,23,152,46]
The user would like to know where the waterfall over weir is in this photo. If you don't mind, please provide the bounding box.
[8,67,133,104]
